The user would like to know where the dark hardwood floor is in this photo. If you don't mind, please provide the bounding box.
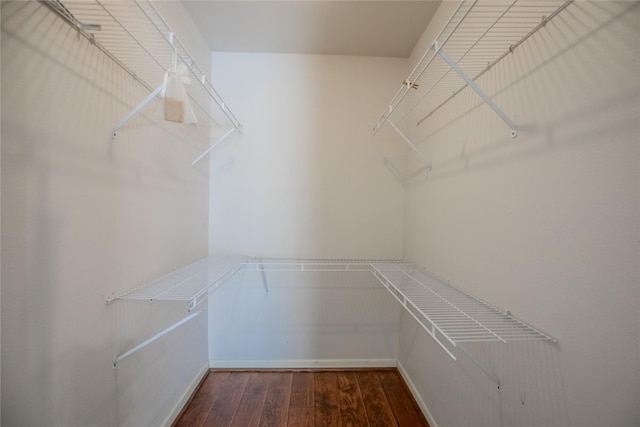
[173,369,430,427]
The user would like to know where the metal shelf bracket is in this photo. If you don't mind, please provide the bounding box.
[433,41,517,138]
[191,128,235,167]
[387,120,432,171]
[113,310,202,367]
[112,82,165,138]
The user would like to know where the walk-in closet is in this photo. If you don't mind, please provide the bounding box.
[2,1,639,426]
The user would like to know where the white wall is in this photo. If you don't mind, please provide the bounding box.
[209,53,407,259]
[1,2,211,425]
[207,53,407,365]
[209,268,400,367]
[399,2,639,427]
[0,4,3,418]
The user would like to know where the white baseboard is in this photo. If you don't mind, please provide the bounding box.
[209,358,397,369]
[397,360,439,427]
[161,362,210,427]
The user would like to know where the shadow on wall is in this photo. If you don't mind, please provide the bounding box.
[208,52,406,259]
[209,268,401,365]
[399,1,639,187]
[400,316,569,427]
[206,54,408,364]
[2,1,210,425]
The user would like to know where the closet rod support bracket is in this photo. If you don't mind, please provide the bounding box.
[387,120,431,171]
[112,82,165,138]
[113,310,202,367]
[259,262,270,295]
[105,293,116,304]
[433,41,517,138]
[191,127,235,167]
[383,157,407,185]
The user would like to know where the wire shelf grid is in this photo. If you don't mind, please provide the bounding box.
[243,258,402,273]
[107,256,245,311]
[42,0,243,135]
[372,262,557,346]
[373,0,572,133]
[107,257,557,364]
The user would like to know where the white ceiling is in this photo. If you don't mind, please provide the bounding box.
[182,1,441,58]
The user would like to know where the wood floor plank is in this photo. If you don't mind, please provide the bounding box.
[314,372,341,426]
[174,369,428,427]
[337,372,369,427]
[230,372,273,427]
[377,371,430,427]
[203,372,251,427]
[287,407,314,427]
[356,371,398,427]
[173,371,229,427]
[258,372,292,427]
[290,371,314,408]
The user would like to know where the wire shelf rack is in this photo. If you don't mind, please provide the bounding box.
[372,262,557,360]
[374,0,572,137]
[42,0,243,141]
[106,256,245,311]
[107,258,557,365]
[243,258,400,272]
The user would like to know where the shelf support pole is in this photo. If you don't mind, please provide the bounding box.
[189,261,246,311]
[191,128,235,167]
[383,157,406,185]
[457,344,501,388]
[387,120,431,171]
[112,82,165,137]
[259,262,269,296]
[433,41,517,138]
[113,310,202,367]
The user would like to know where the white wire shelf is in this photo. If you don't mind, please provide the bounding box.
[42,0,243,153]
[108,255,243,366]
[232,258,557,361]
[108,257,557,365]
[372,262,557,360]
[106,256,245,311]
[243,258,400,272]
[374,0,573,174]
[375,0,572,133]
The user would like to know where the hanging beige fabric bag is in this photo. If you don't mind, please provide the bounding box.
[162,62,198,125]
